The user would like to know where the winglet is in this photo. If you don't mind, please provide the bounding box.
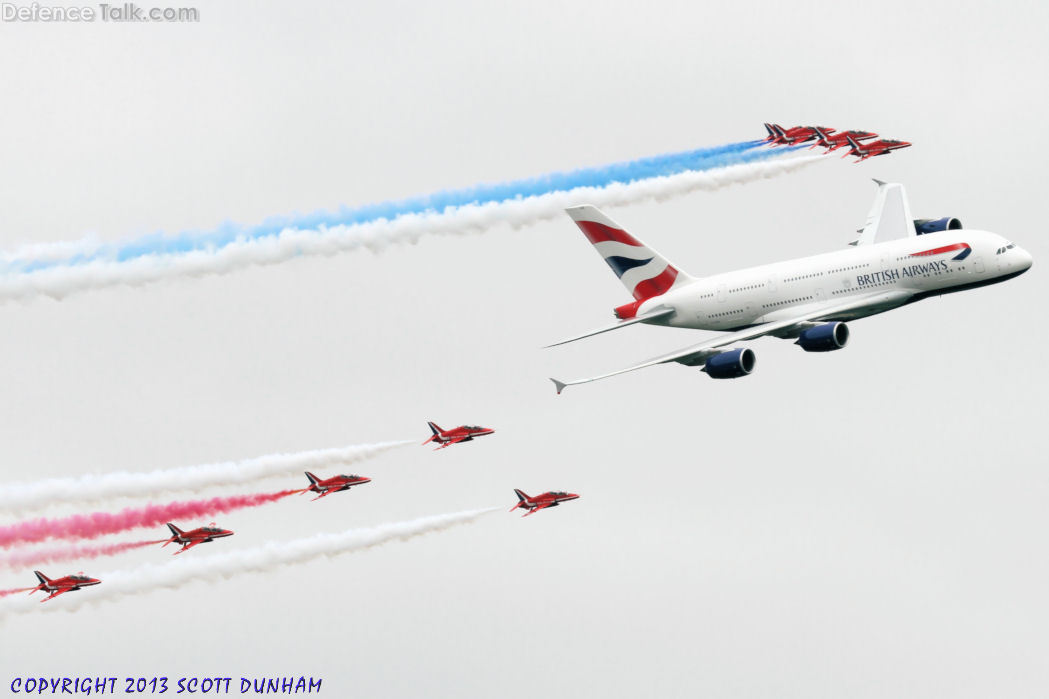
[550,378,567,395]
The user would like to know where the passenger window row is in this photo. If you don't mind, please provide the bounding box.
[762,295,814,309]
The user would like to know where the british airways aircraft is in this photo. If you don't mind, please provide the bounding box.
[549,181,1032,392]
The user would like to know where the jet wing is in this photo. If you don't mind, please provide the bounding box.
[522,503,553,517]
[435,435,469,450]
[175,539,205,553]
[43,588,70,602]
[854,180,915,246]
[550,291,909,393]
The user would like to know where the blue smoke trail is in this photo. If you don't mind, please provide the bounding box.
[6,140,796,275]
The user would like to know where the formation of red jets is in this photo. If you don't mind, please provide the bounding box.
[763,123,911,161]
[22,420,579,601]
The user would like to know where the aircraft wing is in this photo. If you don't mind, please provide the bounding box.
[550,291,909,393]
[175,539,204,553]
[854,180,915,246]
[522,503,553,517]
[434,435,469,450]
[43,588,70,602]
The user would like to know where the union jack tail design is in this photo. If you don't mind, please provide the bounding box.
[565,205,692,302]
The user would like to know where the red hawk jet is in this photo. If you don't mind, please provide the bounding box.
[841,134,912,161]
[163,522,234,554]
[423,421,495,450]
[29,570,101,602]
[303,471,371,500]
[763,123,826,146]
[810,126,879,151]
[510,489,580,517]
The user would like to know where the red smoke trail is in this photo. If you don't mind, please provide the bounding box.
[0,539,167,569]
[0,587,33,598]
[0,490,302,548]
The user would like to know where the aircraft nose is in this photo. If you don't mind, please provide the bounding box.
[1017,247,1034,272]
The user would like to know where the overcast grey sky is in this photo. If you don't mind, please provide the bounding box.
[1,1,1047,696]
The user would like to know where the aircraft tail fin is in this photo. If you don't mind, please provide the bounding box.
[763,123,776,140]
[163,523,184,547]
[33,571,50,586]
[565,205,693,303]
[304,472,321,487]
[423,422,443,444]
[843,134,861,157]
[510,489,529,511]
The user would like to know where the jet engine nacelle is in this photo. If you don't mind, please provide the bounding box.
[795,322,849,352]
[702,348,756,379]
[914,217,963,235]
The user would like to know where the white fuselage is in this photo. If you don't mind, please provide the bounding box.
[636,229,1032,331]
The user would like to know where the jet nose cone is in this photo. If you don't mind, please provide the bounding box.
[1018,247,1034,272]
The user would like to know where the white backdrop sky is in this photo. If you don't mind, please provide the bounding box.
[1,1,1047,696]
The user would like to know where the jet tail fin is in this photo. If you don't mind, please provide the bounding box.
[163,523,183,547]
[565,205,692,303]
[510,489,529,511]
[423,422,443,444]
[843,134,861,157]
[33,571,50,585]
[304,472,321,487]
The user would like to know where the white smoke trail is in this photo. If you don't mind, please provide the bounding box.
[0,154,826,302]
[0,440,410,516]
[4,508,496,617]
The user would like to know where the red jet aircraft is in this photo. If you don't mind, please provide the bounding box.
[763,123,826,146]
[809,126,879,151]
[423,421,495,450]
[841,134,912,161]
[510,489,580,517]
[303,471,371,500]
[29,570,101,602]
[163,522,234,554]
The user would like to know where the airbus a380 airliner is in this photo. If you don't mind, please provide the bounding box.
[549,181,1032,392]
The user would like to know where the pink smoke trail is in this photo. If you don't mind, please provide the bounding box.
[0,587,33,598]
[0,490,302,548]
[0,539,167,569]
